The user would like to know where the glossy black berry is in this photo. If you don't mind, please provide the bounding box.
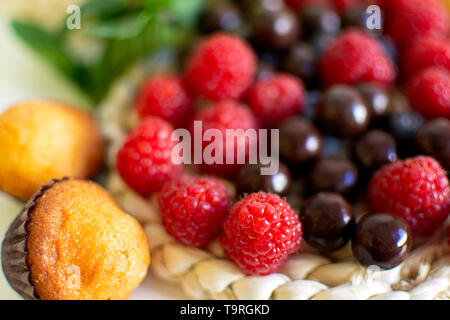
[386,89,410,114]
[286,180,305,213]
[357,83,391,118]
[242,0,285,18]
[255,62,276,80]
[352,213,412,269]
[281,42,317,85]
[303,91,322,121]
[416,118,450,169]
[302,192,355,252]
[317,85,371,136]
[342,5,365,27]
[387,111,425,140]
[258,51,280,69]
[236,162,292,196]
[309,156,358,195]
[255,52,279,80]
[382,111,425,158]
[279,117,323,164]
[301,5,341,37]
[355,130,397,172]
[251,10,300,50]
[321,135,352,158]
[311,33,335,54]
[201,1,243,34]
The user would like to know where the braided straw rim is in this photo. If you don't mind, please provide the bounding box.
[98,54,450,300]
[106,173,450,300]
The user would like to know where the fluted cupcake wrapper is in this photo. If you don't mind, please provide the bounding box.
[1,178,68,300]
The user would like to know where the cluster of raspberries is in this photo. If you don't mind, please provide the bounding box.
[120,32,307,189]
[114,0,450,276]
[116,33,306,275]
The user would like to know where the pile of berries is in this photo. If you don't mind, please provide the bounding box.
[116,0,450,276]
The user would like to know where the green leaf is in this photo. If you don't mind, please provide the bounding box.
[10,20,77,77]
[142,0,173,12]
[11,0,205,104]
[169,0,204,27]
[85,19,176,100]
[80,0,129,20]
[85,12,153,40]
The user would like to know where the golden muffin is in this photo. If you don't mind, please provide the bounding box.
[0,101,104,200]
[2,178,150,300]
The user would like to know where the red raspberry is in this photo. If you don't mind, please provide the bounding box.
[191,101,258,178]
[384,0,449,50]
[220,192,302,275]
[405,67,450,119]
[184,33,256,101]
[331,0,361,12]
[158,175,232,247]
[319,29,396,87]
[247,73,306,128]
[402,37,450,80]
[368,156,450,237]
[116,117,181,196]
[135,74,192,128]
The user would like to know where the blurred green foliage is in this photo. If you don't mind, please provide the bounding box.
[11,0,204,103]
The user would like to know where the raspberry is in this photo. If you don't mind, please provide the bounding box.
[116,117,181,196]
[184,33,256,101]
[158,175,232,247]
[319,29,396,87]
[331,0,361,12]
[384,0,449,50]
[368,156,450,237]
[191,101,258,178]
[405,67,450,119]
[135,74,192,128]
[247,73,306,128]
[402,37,450,80]
[220,192,302,275]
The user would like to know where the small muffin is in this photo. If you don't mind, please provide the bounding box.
[0,101,104,200]
[2,178,150,300]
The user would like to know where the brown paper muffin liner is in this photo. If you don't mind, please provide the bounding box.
[1,178,68,300]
